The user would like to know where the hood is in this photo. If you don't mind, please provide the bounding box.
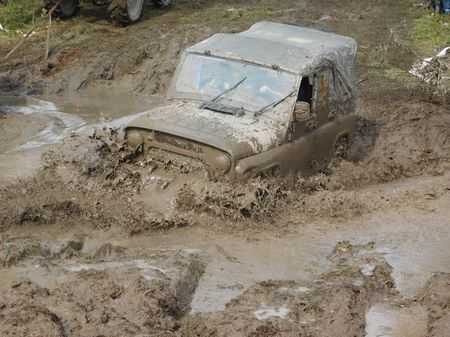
[126,101,288,159]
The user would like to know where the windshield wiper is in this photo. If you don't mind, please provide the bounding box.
[200,76,247,114]
[254,89,297,117]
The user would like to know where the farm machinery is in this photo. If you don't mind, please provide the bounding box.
[43,0,172,25]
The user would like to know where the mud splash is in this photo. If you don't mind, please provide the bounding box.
[0,96,85,151]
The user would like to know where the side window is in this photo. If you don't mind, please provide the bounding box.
[297,76,313,104]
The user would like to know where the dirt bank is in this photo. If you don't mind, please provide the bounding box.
[181,245,397,337]
[4,239,450,337]
[0,240,398,337]
[0,244,205,337]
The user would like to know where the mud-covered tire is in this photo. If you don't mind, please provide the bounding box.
[152,0,172,8]
[108,0,144,25]
[44,0,79,18]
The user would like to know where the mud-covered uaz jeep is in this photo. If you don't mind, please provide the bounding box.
[126,22,358,179]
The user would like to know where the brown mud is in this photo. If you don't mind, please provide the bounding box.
[1,0,450,336]
[0,245,205,337]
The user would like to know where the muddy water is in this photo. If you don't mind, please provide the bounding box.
[3,95,450,331]
[105,184,450,313]
[366,303,428,337]
[0,93,162,183]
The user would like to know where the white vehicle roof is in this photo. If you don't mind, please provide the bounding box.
[187,21,357,77]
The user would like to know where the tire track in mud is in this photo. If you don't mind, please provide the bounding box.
[2,237,450,337]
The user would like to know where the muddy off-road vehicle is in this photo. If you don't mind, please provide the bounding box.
[125,22,358,179]
[44,0,171,24]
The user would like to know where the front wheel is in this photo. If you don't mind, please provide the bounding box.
[152,0,172,8]
[108,0,145,25]
[44,0,79,18]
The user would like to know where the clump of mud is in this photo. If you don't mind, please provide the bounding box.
[0,128,194,234]
[418,273,450,337]
[0,246,205,337]
[0,167,190,234]
[0,237,83,267]
[180,243,396,337]
[176,178,290,221]
[45,128,144,191]
[329,100,450,189]
[0,272,180,337]
[47,127,204,191]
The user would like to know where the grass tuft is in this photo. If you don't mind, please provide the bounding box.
[0,0,43,32]
[414,13,450,54]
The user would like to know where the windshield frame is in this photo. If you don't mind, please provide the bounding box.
[167,52,301,108]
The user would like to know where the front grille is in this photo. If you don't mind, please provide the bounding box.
[156,132,203,154]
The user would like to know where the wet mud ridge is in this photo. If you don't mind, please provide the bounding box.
[2,240,450,337]
[0,240,205,337]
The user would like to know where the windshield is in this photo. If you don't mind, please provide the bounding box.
[173,54,298,112]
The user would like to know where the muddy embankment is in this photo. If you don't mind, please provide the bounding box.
[2,238,450,337]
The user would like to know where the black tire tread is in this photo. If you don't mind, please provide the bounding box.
[152,0,172,8]
[44,0,79,18]
[108,0,143,25]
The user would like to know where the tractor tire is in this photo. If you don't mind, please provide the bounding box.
[108,0,144,25]
[44,0,79,18]
[152,0,172,8]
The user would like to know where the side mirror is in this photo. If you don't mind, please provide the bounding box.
[294,101,311,121]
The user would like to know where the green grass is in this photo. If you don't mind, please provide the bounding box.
[414,13,450,54]
[178,6,277,26]
[0,0,43,32]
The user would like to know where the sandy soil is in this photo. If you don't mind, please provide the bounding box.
[1,0,450,336]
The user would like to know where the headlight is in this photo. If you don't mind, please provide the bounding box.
[210,153,231,174]
[126,129,144,148]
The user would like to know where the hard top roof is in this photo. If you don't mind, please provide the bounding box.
[187,21,357,75]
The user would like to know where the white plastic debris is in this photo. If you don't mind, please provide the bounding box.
[409,47,449,84]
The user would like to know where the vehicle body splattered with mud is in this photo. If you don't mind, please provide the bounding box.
[125,22,358,179]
